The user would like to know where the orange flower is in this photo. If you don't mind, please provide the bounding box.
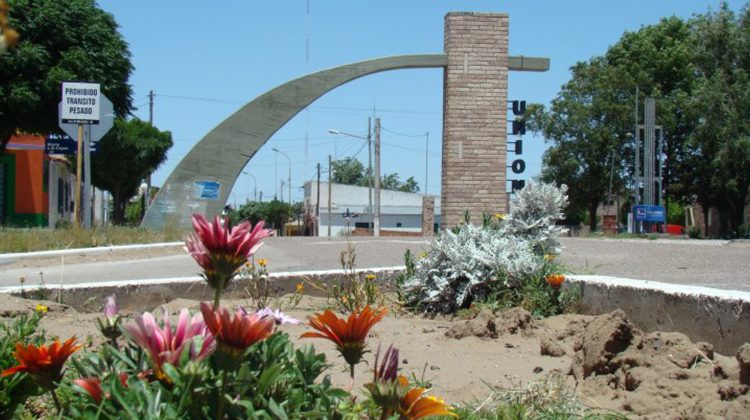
[399,377,456,419]
[301,305,387,368]
[74,373,128,403]
[200,302,274,361]
[1,337,80,390]
[546,273,565,290]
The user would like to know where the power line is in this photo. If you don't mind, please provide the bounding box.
[153,93,440,116]
[381,126,429,138]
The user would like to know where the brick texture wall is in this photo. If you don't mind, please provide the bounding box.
[441,12,508,228]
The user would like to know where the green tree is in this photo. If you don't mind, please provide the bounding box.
[0,0,133,153]
[331,157,420,193]
[91,118,172,225]
[331,157,364,185]
[528,16,697,231]
[688,3,750,236]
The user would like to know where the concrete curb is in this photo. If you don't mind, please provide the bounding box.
[0,242,184,262]
[567,275,750,355]
[3,268,747,355]
[0,266,406,314]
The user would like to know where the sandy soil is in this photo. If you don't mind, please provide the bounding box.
[2,293,748,419]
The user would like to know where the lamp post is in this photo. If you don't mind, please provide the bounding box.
[242,171,257,202]
[328,118,375,233]
[271,148,291,204]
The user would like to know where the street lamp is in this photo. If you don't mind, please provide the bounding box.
[328,119,375,233]
[271,147,291,204]
[242,171,257,202]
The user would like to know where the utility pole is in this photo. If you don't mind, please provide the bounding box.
[367,118,373,231]
[316,162,321,236]
[374,118,381,237]
[327,155,332,237]
[141,90,154,222]
[425,132,429,195]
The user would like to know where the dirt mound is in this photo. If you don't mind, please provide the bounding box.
[538,313,592,357]
[571,310,750,418]
[445,307,534,339]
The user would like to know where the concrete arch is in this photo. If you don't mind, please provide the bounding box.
[142,54,448,228]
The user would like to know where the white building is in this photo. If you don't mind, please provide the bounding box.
[303,181,440,236]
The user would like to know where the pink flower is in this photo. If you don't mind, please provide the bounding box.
[185,214,273,292]
[123,308,215,378]
[98,295,122,342]
[103,295,118,319]
[254,307,300,325]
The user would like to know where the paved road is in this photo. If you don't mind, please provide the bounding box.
[1,237,748,292]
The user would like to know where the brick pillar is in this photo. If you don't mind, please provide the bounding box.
[421,195,435,236]
[441,12,508,229]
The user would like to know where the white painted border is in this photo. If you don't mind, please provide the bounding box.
[0,242,184,261]
[0,266,406,294]
[568,274,750,302]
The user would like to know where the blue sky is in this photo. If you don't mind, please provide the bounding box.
[97,0,743,204]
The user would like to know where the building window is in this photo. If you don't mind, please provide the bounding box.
[396,222,402,228]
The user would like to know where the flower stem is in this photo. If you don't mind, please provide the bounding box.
[213,283,223,308]
[348,363,355,393]
[50,389,62,415]
[216,370,229,419]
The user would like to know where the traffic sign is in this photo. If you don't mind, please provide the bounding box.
[61,82,101,124]
[58,95,114,145]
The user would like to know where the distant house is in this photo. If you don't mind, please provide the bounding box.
[303,181,440,236]
[1,134,108,227]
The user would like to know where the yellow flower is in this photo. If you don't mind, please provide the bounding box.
[494,213,505,220]
[419,251,428,260]
[257,258,268,267]
[365,274,376,281]
[544,254,555,262]
[295,282,304,294]
[35,304,48,314]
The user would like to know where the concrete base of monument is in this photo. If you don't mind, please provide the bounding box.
[567,274,750,355]
[1,269,747,355]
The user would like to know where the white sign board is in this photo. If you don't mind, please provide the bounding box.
[61,82,101,124]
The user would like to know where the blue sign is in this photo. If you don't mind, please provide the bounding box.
[45,133,76,154]
[633,205,666,222]
[194,181,221,201]
[45,133,99,154]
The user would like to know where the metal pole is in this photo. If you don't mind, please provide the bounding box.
[367,118,373,232]
[74,123,83,228]
[316,162,321,236]
[374,118,381,237]
[327,155,332,237]
[425,131,429,195]
[83,127,92,228]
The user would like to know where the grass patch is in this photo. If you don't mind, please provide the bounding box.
[0,225,188,253]
[442,374,627,420]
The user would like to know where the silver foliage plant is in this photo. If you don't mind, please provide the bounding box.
[403,180,568,313]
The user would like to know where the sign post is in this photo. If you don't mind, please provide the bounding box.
[61,82,101,228]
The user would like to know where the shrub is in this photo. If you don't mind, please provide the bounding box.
[402,181,569,314]
[688,226,702,239]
